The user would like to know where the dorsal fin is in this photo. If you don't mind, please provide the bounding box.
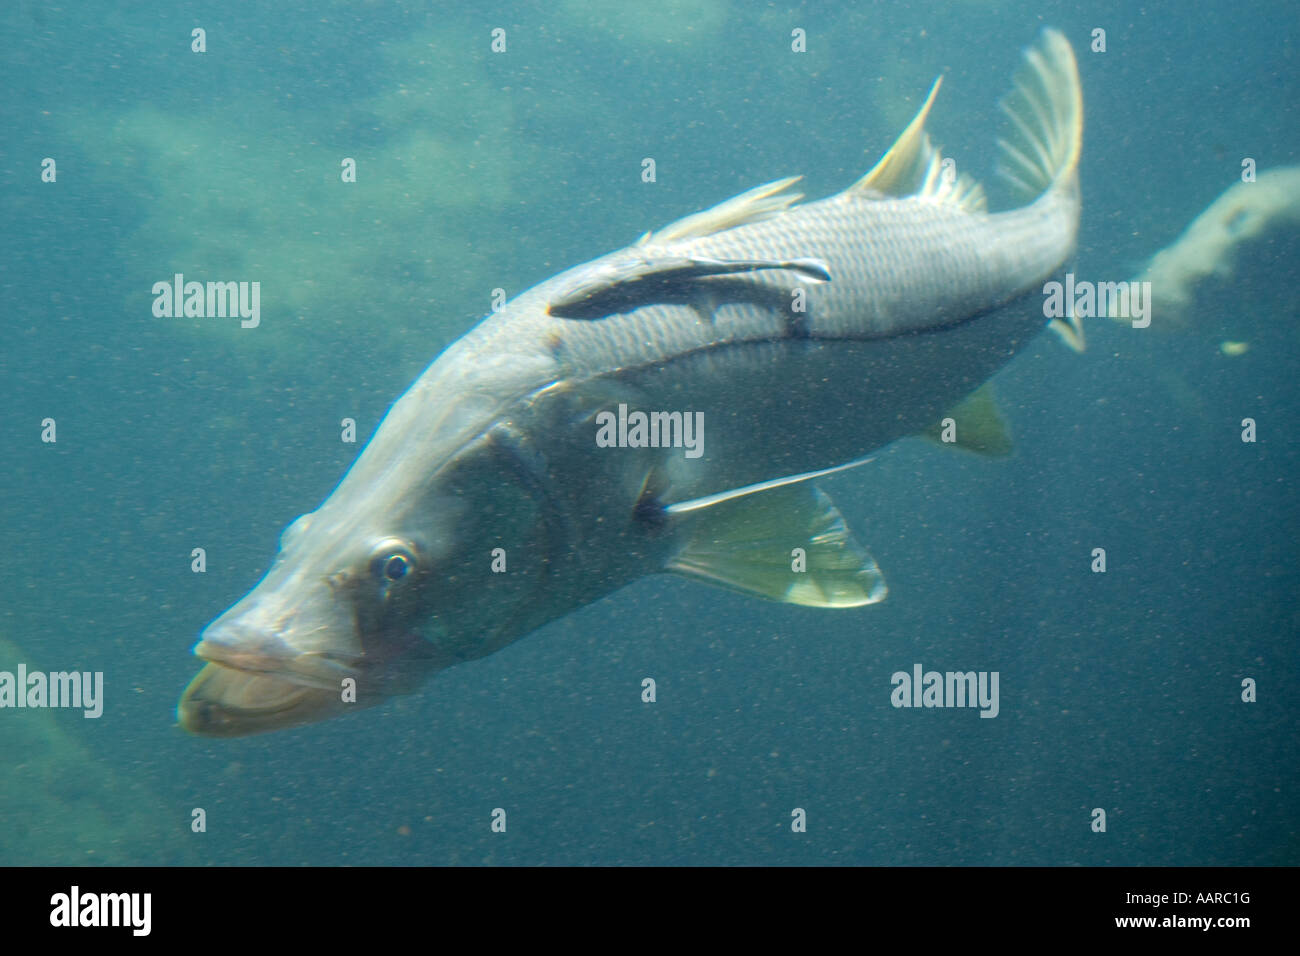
[639,176,804,245]
[852,77,943,196]
[849,77,987,213]
[915,136,988,212]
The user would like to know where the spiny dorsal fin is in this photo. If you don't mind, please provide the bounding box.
[640,176,804,245]
[849,77,987,212]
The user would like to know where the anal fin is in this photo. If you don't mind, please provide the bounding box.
[921,382,1013,457]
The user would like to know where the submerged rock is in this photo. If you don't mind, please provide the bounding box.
[0,637,194,865]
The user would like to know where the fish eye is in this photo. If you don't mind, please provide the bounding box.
[370,538,418,584]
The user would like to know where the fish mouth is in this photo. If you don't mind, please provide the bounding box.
[179,609,444,736]
[191,629,358,691]
[177,661,350,737]
[177,631,363,737]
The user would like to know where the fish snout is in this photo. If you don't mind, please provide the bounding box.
[179,601,366,737]
[193,618,358,690]
[179,578,443,735]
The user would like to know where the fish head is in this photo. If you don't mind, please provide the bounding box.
[178,516,446,737]
[178,420,553,737]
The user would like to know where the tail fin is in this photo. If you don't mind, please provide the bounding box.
[996,29,1083,202]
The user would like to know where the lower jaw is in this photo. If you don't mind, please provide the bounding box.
[177,661,357,737]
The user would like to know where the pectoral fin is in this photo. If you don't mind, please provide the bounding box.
[665,483,886,608]
[921,383,1013,457]
[548,255,830,319]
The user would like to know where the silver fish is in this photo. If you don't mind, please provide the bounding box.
[179,29,1082,736]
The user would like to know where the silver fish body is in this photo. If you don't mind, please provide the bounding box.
[179,29,1082,736]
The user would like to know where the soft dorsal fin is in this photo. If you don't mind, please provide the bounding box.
[639,176,805,245]
[853,77,943,196]
[849,77,987,213]
[915,138,988,212]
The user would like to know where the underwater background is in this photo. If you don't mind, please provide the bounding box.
[1,0,1296,865]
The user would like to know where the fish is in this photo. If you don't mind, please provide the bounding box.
[1108,165,1300,328]
[178,28,1083,736]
